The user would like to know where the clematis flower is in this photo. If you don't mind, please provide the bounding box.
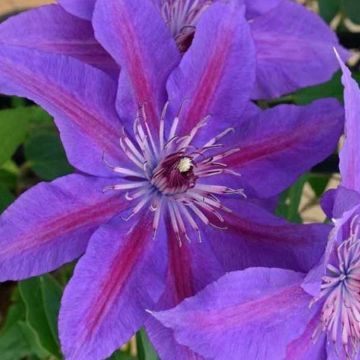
[152,55,360,359]
[56,0,349,98]
[0,0,344,359]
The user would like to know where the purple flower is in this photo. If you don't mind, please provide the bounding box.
[56,0,348,98]
[152,55,360,359]
[0,0,344,359]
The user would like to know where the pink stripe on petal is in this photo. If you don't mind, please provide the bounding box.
[168,234,194,303]
[168,1,255,135]
[1,63,119,156]
[194,285,306,330]
[154,269,313,360]
[0,5,118,75]
[94,0,180,130]
[0,174,124,281]
[84,219,153,337]
[60,212,168,360]
[204,199,328,273]
[181,32,232,132]
[222,99,343,198]
[0,197,123,259]
[145,223,223,360]
[286,310,326,360]
[0,45,124,177]
[226,101,342,168]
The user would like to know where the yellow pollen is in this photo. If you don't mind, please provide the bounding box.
[177,157,192,173]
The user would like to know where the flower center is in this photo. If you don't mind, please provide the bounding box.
[103,103,244,245]
[177,157,193,173]
[311,216,360,358]
[151,154,196,195]
[159,0,212,52]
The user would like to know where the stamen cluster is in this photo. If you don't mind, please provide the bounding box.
[160,0,212,51]
[312,217,360,359]
[105,104,244,245]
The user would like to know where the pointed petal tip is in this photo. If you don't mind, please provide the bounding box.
[334,46,349,74]
[333,46,341,60]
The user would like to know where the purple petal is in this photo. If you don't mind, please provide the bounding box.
[223,99,343,198]
[336,52,360,193]
[0,174,125,281]
[286,312,326,360]
[93,0,180,130]
[320,189,337,219]
[0,45,124,177]
[153,268,314,360]
[251,1,349,99]
[0,5,118,76]
[146,223,224,360]
[59,212,168,360]
[243,0,281,19]
[206,199,329,273]
[167,0,255,135]
[322,186,360,220]
[146,318,205,360]
[58,0,95,20]
[301,260,324,298]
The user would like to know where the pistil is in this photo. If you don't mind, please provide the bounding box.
[103,103,244,245]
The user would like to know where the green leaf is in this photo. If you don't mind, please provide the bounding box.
[318,0,340,22]
[0,108,30,166]
[308,174,331,198]
[269,71,360,107]
[0,292,26,334]
[0,184,14,212]
[10,97,27,108]
[0,322,33,360]
[0,163,18,190]
[343,0,360,24]
[19,275,63,358]
[25,132,73,180]
[292,72,343,105]
[108,351,136,360]
[0,299,47,360]
[276,176,308,223]
[28,107,54,128]
[136,329,159,360]
[18,321,50,359]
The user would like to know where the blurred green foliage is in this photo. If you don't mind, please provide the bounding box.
[319,0,360,24]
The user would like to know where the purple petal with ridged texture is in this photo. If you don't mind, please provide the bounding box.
[322,186,360,220]
[205,198,329,273]
[337,53,360,193]
[0,5,118,76]
[286,311,326,360]
[222,99,343,198]
[320,189,337,219]
[167,0,255,135]
[59,212,167,360]
[59,0,95,20]
[0,45,125,177]
[93,0,180,131]
[251,1,349,99]
[243,0,281,18]
[153,268,315,360]
[146,220,224,360]
[0,174,125,281]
